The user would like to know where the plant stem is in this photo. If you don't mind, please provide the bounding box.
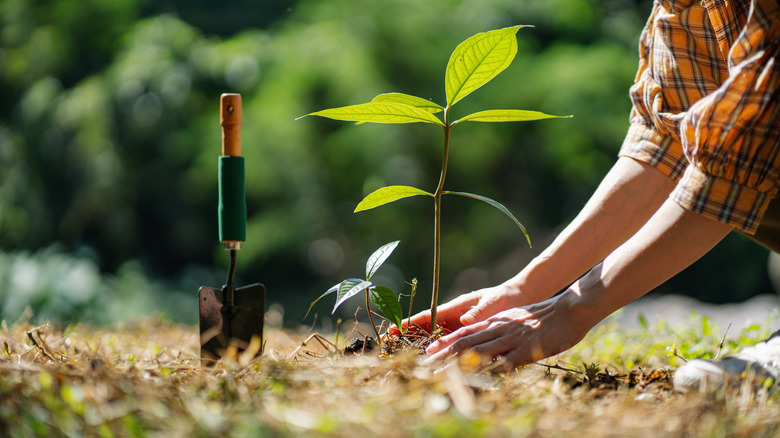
[430,109,452,332]
[365,288,381,342]
[406,278,417,331]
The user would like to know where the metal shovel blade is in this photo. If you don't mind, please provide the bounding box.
[199,282,266,363]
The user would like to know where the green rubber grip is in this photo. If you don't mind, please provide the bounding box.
[218,156,247,242]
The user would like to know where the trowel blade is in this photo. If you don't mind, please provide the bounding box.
[199,283,266,363]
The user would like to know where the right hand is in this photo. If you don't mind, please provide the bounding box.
[424,289,591,369]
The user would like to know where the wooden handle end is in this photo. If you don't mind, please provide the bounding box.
[220,94,242,156]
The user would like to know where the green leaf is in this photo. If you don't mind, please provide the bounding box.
[444,191,531,247]
[452,109,572,126]
[355,185,433,212]
[333,278,373,314]
[372,93,443,114]
[304,282,341,320]
[638,312,649,331]
[445,26,527,107]
[298,102,443,125]
[369,286,404,329]
[366,240,400,281]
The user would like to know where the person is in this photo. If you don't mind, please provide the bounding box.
[408,0,780,391]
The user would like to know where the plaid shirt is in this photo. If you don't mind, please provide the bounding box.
[619,0,780,234]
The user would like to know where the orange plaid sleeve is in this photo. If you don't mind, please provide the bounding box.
[620,0,780,234]
[674,0,780,234]
[619,0,728,182]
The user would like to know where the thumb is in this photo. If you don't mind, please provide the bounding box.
[460,303,490,325]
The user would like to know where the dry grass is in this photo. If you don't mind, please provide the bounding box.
[1,315,779,437]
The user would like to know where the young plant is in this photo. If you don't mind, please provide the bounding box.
[299,26,571,330]
[306,241,405,340]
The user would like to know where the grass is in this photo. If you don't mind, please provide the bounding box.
[0,312,778,437]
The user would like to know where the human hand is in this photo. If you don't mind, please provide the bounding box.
[424,291,592,369]
[397,282,530,335]
[458,282,530,325]
[395,290,481,335]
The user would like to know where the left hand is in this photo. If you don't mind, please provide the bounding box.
[424,291,592,369]
[390,282,532,337]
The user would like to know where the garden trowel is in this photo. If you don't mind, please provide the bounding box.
[199,93,266,364]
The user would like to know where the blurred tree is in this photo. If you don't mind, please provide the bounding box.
[148,0,296,35]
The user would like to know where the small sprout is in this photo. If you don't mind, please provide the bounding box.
[307,241,405,342]
[665,344,688,363]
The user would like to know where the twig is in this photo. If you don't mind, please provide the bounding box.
[25,323,66,362]
[713,323,732,361]
[410,323,431,337]
[312,333,338,351]
[286,333,338,360]
[0,362,43,372]
[534,361,584,375]
[362,334,371,354]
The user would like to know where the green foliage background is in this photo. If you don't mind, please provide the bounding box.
[0,0,773,325]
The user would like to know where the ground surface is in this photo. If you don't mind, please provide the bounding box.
[616,294,780,335]
[1,300,779,437]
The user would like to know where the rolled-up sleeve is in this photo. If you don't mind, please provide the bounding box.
[619,0,728,183]
[674,0,780,234]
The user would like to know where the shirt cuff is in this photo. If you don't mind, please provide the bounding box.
[618,123,688,182]
[671,165,772,235]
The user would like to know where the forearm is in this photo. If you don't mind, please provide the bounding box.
[568,198,732,328]
[510,157,676,302]
[426,198,732,367]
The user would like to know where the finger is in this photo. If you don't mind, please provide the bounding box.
[424,345,464,365]
[401,309,432,333]
[386,325,404,336]
[424,328,502,366]
[462,335,519,361]
[459,303,492,325]
[425,322,484,353]
[426,321,493,355]
[459,290,511,325]
[407,294,479,331]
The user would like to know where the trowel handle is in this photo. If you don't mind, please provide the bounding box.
[218,93,247,249]
[221,93,242,156]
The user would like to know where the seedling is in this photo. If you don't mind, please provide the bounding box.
[299,26,571,330]
[305,241,405,341]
